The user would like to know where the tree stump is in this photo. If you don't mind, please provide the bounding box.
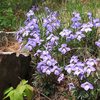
[0,52,32,100]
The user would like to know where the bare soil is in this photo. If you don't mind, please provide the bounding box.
[0,41,20,52]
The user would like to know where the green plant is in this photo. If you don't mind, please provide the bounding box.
[3,80,33,100]
[16,6,100,99]
[0,0,33,31]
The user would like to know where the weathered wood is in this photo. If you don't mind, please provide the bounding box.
[0,52,32,100]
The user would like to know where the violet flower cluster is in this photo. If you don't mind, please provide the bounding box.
[43,10,60,36]
[59,29,75,41]
[16,7,100,93]
[16,8,42,51]
[65,56,96,91]
[81,82,94,91]
[71,12,82,29]
[59,28,85,41]
[35,50,64,83]
[60,12,100,42]
[58,44,70,54]
[44,33,59,51]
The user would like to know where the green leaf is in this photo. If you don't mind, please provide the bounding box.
[24,88,33,100]
[26,84,33,91]
[3,80,33,100]
[3,90,14,100]
[16,85,25,94]
[21,80,28,85]
[24,84,33,100]
[16,80,28,94]
[4,87,14,95]
[13,92,23,100]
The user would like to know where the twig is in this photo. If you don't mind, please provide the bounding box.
[40,93,51,100]
[0,31,16,34]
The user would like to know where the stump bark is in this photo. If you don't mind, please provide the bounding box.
[0,52,31,100]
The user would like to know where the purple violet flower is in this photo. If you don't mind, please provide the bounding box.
[93,18,100,27]
[81,22,93,33]
[73,66,84,76]
[84,66,96,76]
[26,10,34,17]
[32,5,39,11]
[71,12,82,29]
[81,82,94,91]
[72,62,85,77]
[87,12,93,21]
[34,49,42,56]
[85,58,96,66]
[71,22,81,29]
[95,39,100,48]
[57,73,64,83]
[43,11,60,35]
[75,31,85,41]
[71,12,81,22]
[47,34,59,45]
[68,83,75,90]
[58,44,70,54]
[54,69,61,76]
[59,29,75,41]
[44,42,54,51]
[70,56,79,63]
[59,29,72,37]
[16,9,42,51]
[65,63,75,74]
[37,50,62,76]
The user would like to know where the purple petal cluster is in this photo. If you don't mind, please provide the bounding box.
[31,5,39,12]
[58,44,70,54]
[59,29,85,42]
[71,12,82,29]
[81,22,93,33]
[75,31,85,41]
[87,12,100,27]
[87,12,93,21]
[70,55,79,63]
[34,49,42,56]
[44,42,54,51]
[24,36,42,51]
[37,50,62,75]
[59,12,100,42]
[26,9,34,18]
[16,9,42,51]
[81,82,94,91]
[65,56,96,91]
[95,39,100,48]
[46,34,59,45]
[93,18,100,27]
[81,13,100,34]
[16,9,100,93]
[57,73,64,83]
[68,83,75,90]
[65,56,96,79]
[84,58,96,76]
[36,50,65,83]
[44,34,59,51]
[59,29,75,41]
[43,11,60,35]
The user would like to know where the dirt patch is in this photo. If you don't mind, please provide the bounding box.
[0,32,20,52]
[0,40,20,52]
